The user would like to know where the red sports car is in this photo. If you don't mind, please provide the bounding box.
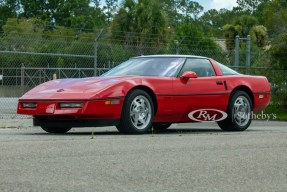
[17,55,271,134]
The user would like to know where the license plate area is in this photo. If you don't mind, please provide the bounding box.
[37,102,56,114]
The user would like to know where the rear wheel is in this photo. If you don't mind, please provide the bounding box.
[153,123,172,130]
[41,126,72,134]
[116,89,154,134]
[217,91,252,131]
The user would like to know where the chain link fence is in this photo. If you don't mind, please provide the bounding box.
[0,31,286,119]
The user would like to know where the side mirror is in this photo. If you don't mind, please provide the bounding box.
[180,71,198,81]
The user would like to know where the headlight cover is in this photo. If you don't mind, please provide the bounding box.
[59,102,83,108]
[22,102,37,108]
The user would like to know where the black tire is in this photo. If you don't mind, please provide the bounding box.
[116,89,154,134]
[217,91,252,131]
[153,123,172,130]
[41,126,72,134]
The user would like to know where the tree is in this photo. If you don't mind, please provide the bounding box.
[270,33,287,69]
[0,0,18,31]
[233,15,258,37]
[104,0,118,23]
[262,0,287,69]
[111,0,168,48]
[222,15,265,50]
[178,0,203,21]
[199,7,248,37]
[236,0,269,13]
[250,25,268,47]
[175,22,218,50]
[160,0,180,28]
[263,0,287,36]
[200,9,227,36]
[223,24,238,50]
[90,0,101,8]
[17,0,107,29]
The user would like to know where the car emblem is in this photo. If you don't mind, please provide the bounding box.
[188,109,228,122]
[57,89,65,92]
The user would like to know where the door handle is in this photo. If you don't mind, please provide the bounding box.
[216,80,228,90]
[216,80,223,85]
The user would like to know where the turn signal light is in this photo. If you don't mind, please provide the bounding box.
[105,100,120,105]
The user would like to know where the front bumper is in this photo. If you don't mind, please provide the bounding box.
[17,98,124,120]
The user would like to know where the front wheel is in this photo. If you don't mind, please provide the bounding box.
[116,89,154,134]
[41,126,72,134]
[217,91,252,131]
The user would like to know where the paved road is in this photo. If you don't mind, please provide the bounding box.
[0,121,287,192]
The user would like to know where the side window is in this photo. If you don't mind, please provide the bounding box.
[178,58,216,77]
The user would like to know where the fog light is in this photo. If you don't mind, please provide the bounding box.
[23,103,37,108]
[59,102,83,108]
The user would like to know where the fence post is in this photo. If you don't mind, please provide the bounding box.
[246,35,251,67]
[21,63,24,87]
[175,41,179,55]
[235,35,240,68]
[94,40,98,76]
[94,29,104,76]
[1,68,3,86]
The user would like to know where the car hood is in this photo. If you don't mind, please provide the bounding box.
[20,76,139,100]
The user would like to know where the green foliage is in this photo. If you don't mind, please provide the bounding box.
[223,15,267,50]
[56,57,64,68]
[200,9,224,36]
[111,0,169,47]
[178,0,203,20]
[234,15,258,37]
[0,18,95,68]
[0,0,18,30]
[270,32,287,69]
[223,24,238,50]
[175,22,218,50]
[236,0,269,13]
[263,0,287,35]
[104,0,119,23]
[250,25,268,47]
[200,7,248,37]
[7,0,108,29]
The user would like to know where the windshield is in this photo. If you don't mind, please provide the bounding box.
[101,57,185,77]
[217,62,239,75]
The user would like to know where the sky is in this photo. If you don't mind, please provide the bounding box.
[98,0,238,12]
[98,0,239,13]
[193,0,238,12]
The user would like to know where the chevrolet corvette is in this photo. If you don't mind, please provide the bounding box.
[17,55,271,134]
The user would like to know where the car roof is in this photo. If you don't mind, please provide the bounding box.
[132,55,208,59]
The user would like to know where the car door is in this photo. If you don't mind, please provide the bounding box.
[172,58,229,122]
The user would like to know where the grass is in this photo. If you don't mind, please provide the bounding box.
[263,104,287,121]
[275,112,287,121]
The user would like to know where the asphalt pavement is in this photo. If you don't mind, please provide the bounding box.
[0,121,287,192]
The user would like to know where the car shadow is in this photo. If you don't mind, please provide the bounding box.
[29,127,237,136]
[21,123,262,136]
